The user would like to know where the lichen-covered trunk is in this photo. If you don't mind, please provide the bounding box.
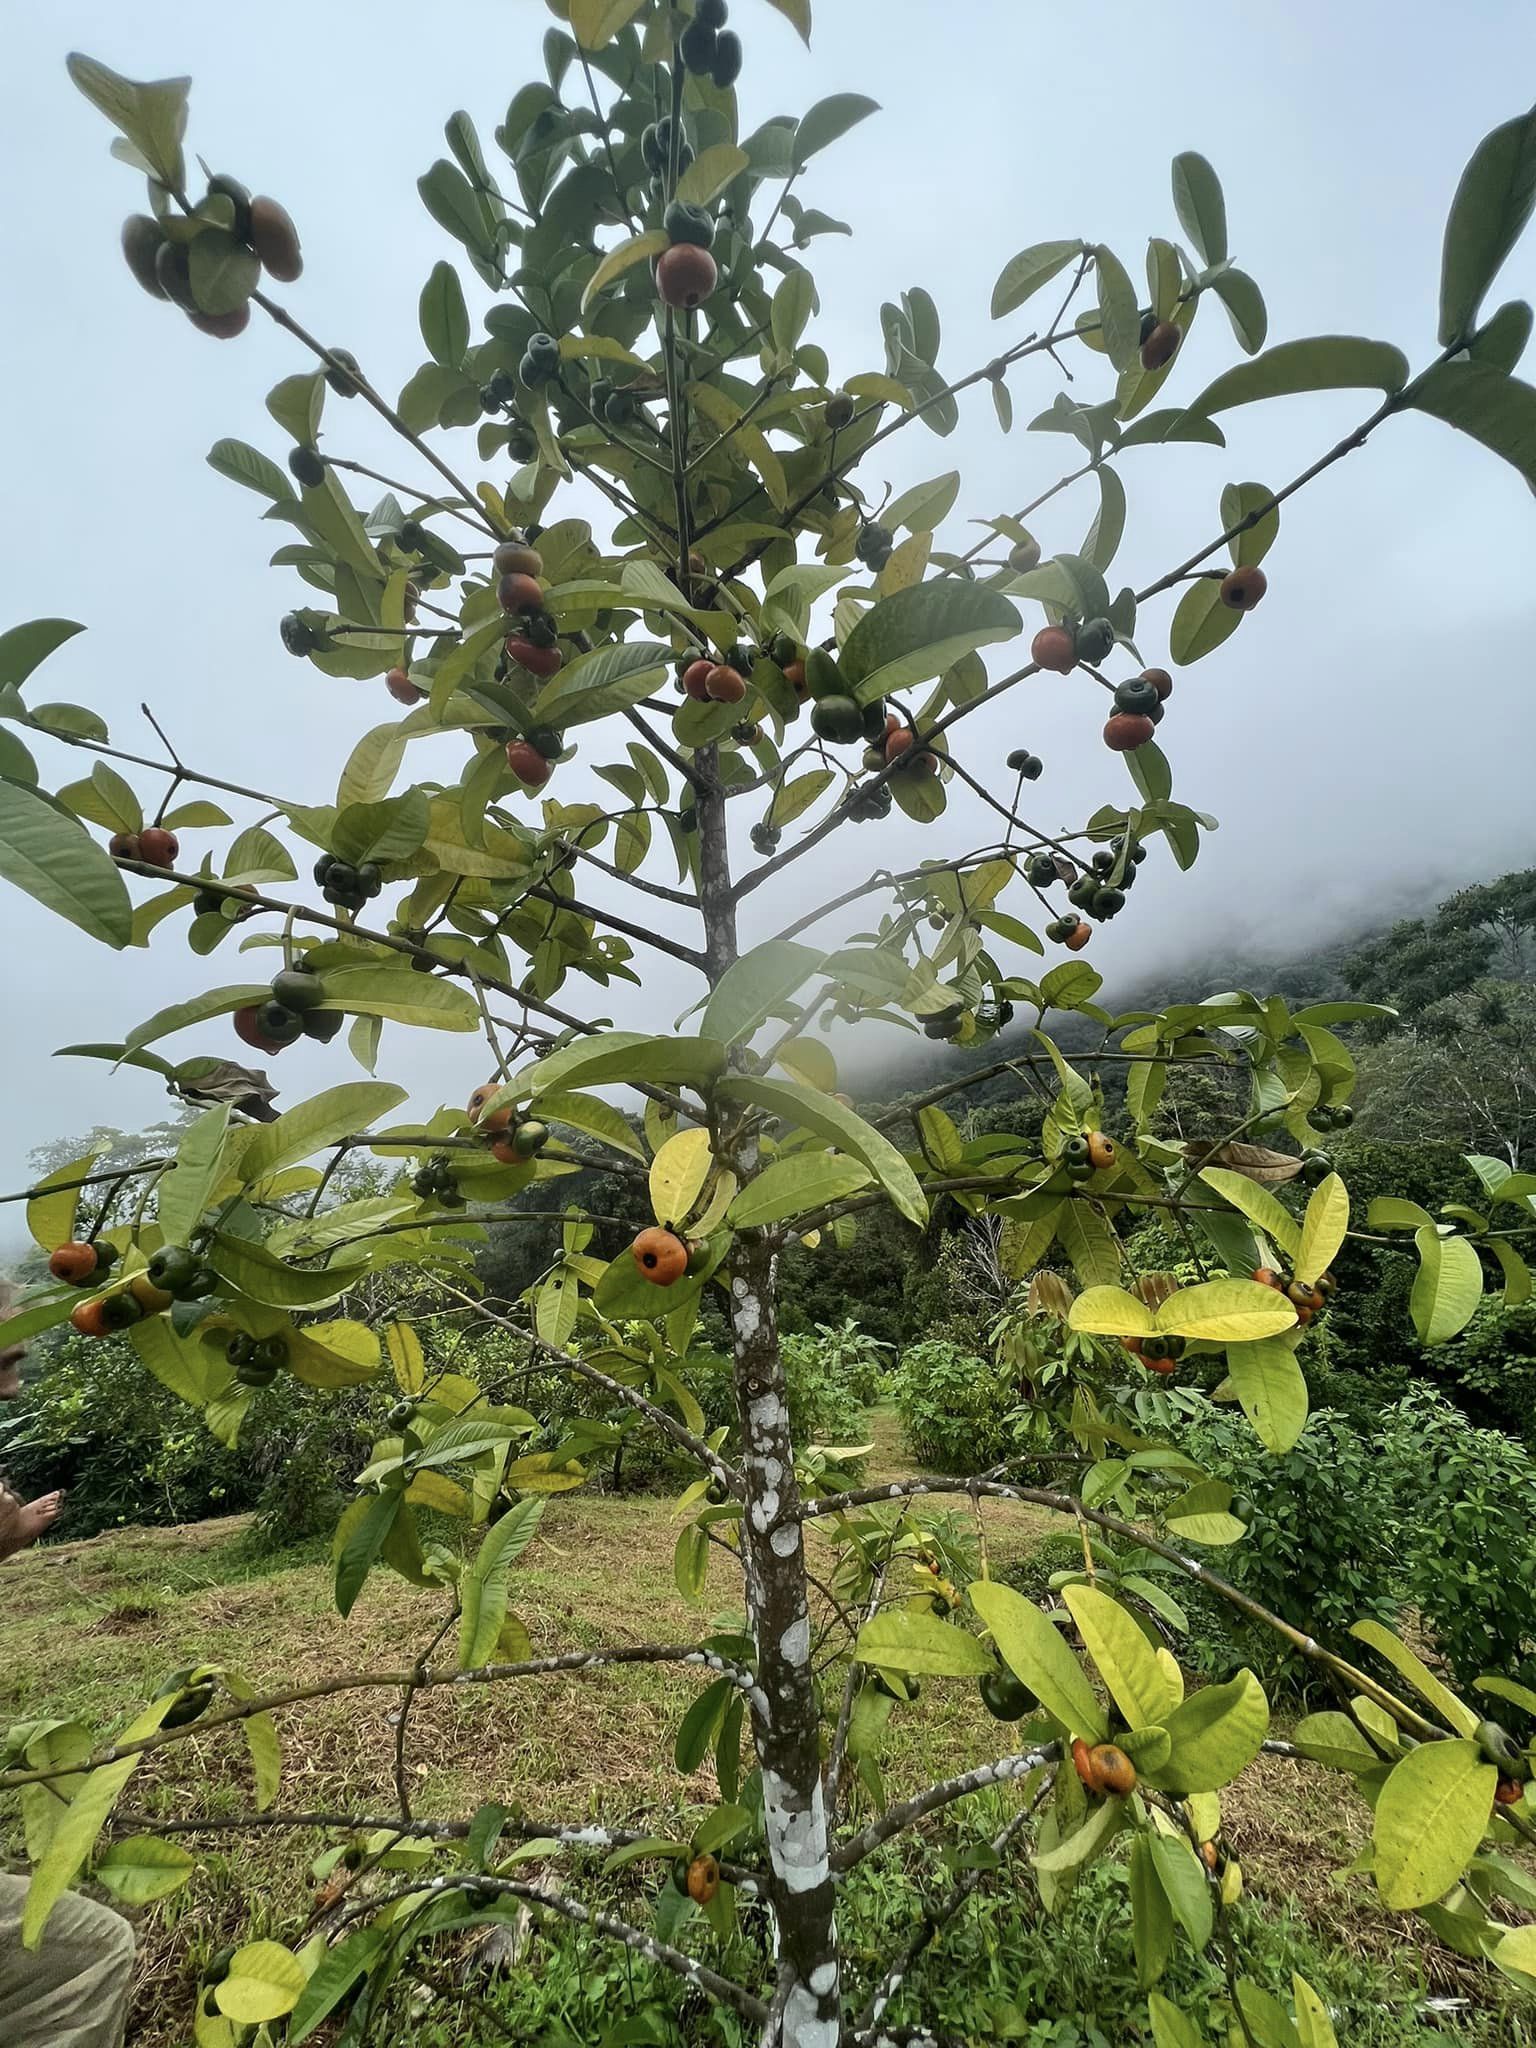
[697,773,840,2047]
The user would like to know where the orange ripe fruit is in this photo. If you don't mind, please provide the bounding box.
[69,1298,112,1338]
[1141,667,1173,701]
[1139,320,1181,372]
[705,665,746,704]
[1103,713,1155,753]
[1089,1743,1138,1797]
[467,1082,514,1133]
[782,660,808,698]
[506,739,553,788]
[685,1852,720,1904]
[1085,1132,1116,1170]
[49,1242,98,1284]
[505,637,564,678]
[681,659,715,700]
[1063,923,1092,952]
[1220,565,1267,611]
[1031,625,1076,673]
[631,1226,689,1286]
[385,666,424,705]
[498,572,545,615]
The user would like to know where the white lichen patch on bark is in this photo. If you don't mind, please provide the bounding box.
[762,1767,831,1896]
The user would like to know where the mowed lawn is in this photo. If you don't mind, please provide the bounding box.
[0,1409,1495,2042]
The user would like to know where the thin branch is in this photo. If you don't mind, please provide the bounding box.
[563,836,699,907]
[526,880,708,971]
[831,1746,1057,1871]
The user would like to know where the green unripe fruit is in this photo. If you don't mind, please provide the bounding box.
[1006,748,1030,770]
[324,349,362,397]
[146,1246,199,1297]
[803,647,843,698]
[1114,677,1161,717]
[234,1356,279,1388]
[1007,535,1041,574]
[640,124,664,172]
[207,173,253,237]
[1333,1103,1354,1128]
[388,1399,417,1430]
[527,332,561,370]
[1067,875,1099,910]
[1091,849,1117,875]
[157,1668,216,1728]
[255,1001,304,1046]
[270,967,325,1013]
[280,612,316,657]
[860,699,889,742]
[1301,1149,1333,1185]
[101,1291,146,1329]
[810,694,865,745]
[1093,886,1125,916]
[1027,854,1058,887]
[771,633,798,667]
[825,391,855,430]
[511,1120,550,1159]
[855,521,893,567]
[288,445,325,488]
[980,1668,1036,1721]
[121,214,170,297]
[357,863,382,896]
[1019,754,1043,780]
[1477,1719,1528,1775]
[301,1009,345,1043]
[1076,616,1116,665]
[664,200,715,248]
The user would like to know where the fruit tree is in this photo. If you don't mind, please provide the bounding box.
[4,10,1536,2044]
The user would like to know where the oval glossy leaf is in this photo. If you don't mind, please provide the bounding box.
[1199,1168,1301,1258]
[1064,1584,1182,1728]
[1294,1172,1349,1286]
[1410,360,1536,493]
[702,939,823,1046]
[970,1579,1108,1740]
[1067,1285,1155,1338]
[0,617,85,689]
[216,1941,309,2026]
[0,780,133,948]
[649,1128,714,1228]
[728,1153,872,1229]
[1373,1738,1495,1908]
[419,259,469,369]
[856,1606,994,1677]
[242,1082,408,1184]
[794,93,879,168]
[1148,1670,1268,1793]
[1186,336,1409,416]
[677,143,749,208]
[1210,268,1268,354]
[1171,151,1228,266]
[581,229,668,315]
[1168,577,1241,666]
[524,1031,727,1098]
[1093,244,1141,373]
[95,1834,196,1904]
[532,639,671,725]
[1155,1279,1296,1341]
[157,1104,232,1245]
[1439,107,1536,344]
[319,967,479,1032]
[1409,1224,1485,1345]
[714,1075,926,1226]
[1224,1334,1309,1453]
[991,239,1082,321]
[838,583,1020,707]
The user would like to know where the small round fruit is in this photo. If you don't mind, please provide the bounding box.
[671,1855,691,1896]
[825,391,855,431]
[1019,753,1043,780]
[705,664,747,704]
[680,16,718,71]
[146,1246,199,1296]
[1286,1279,1327,1314]
[269,967,325,1014]
[810,694,864,745]
[494,542,543,579]
[732,720,760,746]
[1495,1779,1525,1807]
[1198,1840,1220,1873]
[1300,1149,1333,1186]
[1093,885,1126,917]
[121,214,170,296]
[1220,565,1268,611]
[288,445,326,488]
[1063,923,1092,951]
[656,243,718,311]
[1141,667,1173,702]
[323,348,362,397]
[189,305,252,340]
[280,612,317,658]
[696,0,729,23]
[108,831,141,860]
[1252,1268,1285,1292]
[711,30,743,88]
[1071,1737,1096,1790]
[50,1242,99,1284]
[1140,320,1181,372]
[252,1336,289,1374]
[505,637,564,679]
[137,827,180,868]
[1085,1132,1116,1171]
[686,1852,720,1905]
[1008,535,1042,575]
[1103,712,1156,753]
[385,666,423,705]
[226,1332,256,1367]
[88,1241,119,1275]
[69,1298,111,1337]
[663,200,716,249]
[1031,625,1076,673]
[251,1002,301,1047]
[1113,677,1161,718]
[468,1081,514,1133]
[100,1291,145,1331]
[498,572,545,615]
[1089,1743,1137,1797]
[979,1668,1036,1722]
[782,659,808,698]
[1076,617,1116,665]
[510,1120,550,1160]
[631,1227,689,1286]
[249,196,303,281]
[506,739,553,788]
[232,1006,285,1054]
[680,659,715,701]
[301,1009,345,1043]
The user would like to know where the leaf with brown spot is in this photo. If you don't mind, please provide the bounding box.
[1180,1141,1302,1184]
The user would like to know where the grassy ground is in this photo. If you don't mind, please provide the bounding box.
[2,1406,1529,2043]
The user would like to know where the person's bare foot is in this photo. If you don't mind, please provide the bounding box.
[17,1492,63,1542]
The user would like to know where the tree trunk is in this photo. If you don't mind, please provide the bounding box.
[697,770,841,2047]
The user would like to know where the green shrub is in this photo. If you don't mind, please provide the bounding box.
[1424,1298,1536,1444]
[895,1339,1018,1472]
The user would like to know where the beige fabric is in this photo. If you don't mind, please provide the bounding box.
[0,1873,134,2048]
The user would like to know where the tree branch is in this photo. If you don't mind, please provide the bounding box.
[831,1746,1057,1871]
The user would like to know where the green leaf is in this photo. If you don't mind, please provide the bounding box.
[318,966,479,1032]
[884,470,961,534]
[728,1153,872,1228]
[332,1492,402,1618]
[1156,1279,1296,1342]
[1168,577,1241,666]
[1366,1196,1435,1230]
[1225,1335,1309,1453]
[1373,1738,1495,1908]
[25,1150,101,1254]
[675,1521,709,1601]
[460,1498,545,1668]
[1199,1168,1301,1257]
[1131,1834,1175,1989]
[215,1941,309,2026]
[838,582,1019,707]
[332,790,430,866]
[677,143,750,207]
[1294,1173,1349,1287]
[1171,151,1228,266]
[771,269,815,353]
[856,1607,996,1678]
[242,1082,407,1185]
[1210,268,1268,354]
[1292,1973,1340,2048]
[533,639,670,725]
[991,239,1083,320]
[534,1088,646,1162]
[969,1579,1108,1740]
[1490,1238,1532,1307]
[1186,336,1409,416]
[66,52,188,185]
[419,260,470,368]
[1063,1584,1182,1727]
[714,1076,927,1227]
[288,1929,387,2044]
[581,230,668,315]
[1220,481,1279,568]
[22,1693,173,1945]
[767,770,834,828]
[0,617,85,690]
[0,780,133,947]
[649,1128,714,1228]
[1148,1992,1204,2048]
[676,1677,732,1773]
[1093,245,1141,373]
[1410,361,1536,493]
[702,939,824,1046]
[1348,1619,1478,1737]
[1150,1834,1213,1952]
[1439,107,1536,343]
[1068,1286,1156,1338]
[189,228,260,316]
[1409,1225,1485,1345]
[687,382,788,507]
[794,93,879,168]
[1081,465,1126,573]
[569,0,646,48]
[95,1834,196,1904]
[1149,1670,1268,1793]
[524,1031,727,1099]
[209,1234,366,1310]
[157,1104,231,1244]
[1291,1710,1380,1773]
[207,438,294,503]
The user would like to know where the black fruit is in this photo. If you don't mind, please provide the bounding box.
[324,349,363,397]
[288,445,325,488]
[680,17,718,71]
[1113,677,1161,718]
[146,1246,199,1297]
[664,201,715,249]
[856,522,893,569]
[1076,617,1116,665]
[255,1001,303,1046]
[1027,854,1058,887]
[711,31,743,87]
[280,613,316,657]
[252,1336,289,1373]
[825,391,855,430]
[226,1332,256,1367]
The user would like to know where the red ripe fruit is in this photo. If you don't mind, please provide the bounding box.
[1063,924,1092,952]
[137,827,180,867]
[705,665,746,704]
[1139,320,1181,372]
[385,666,424,705]
[1031,625,1077,674]
[108,832,141,860]
[656,243,718,310]
[498,572,545,615]
[1220,565,1268,611]
[505,637,564,678]
[1103,713,1155,753]
[233,1005,286,1054]
[1141,668,1173,702]
[506,739,553,788]
[681,659,715,701]
[49,1242,99,1284]
[189,304,251,340]
[1495,1778,1524,1807]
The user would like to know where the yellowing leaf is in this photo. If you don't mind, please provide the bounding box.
[1064,1584,1182,1728]
[1223,1333,1308,1452]
[1294,1172,1348,1286]
[1373,1739,1494,1908]
[1199,1168,1301,1259]
[1067,1285,1155,1337]
[386,1322,426,1393]
[1155,1278,1296,1342]
[970,1580,1108,1740]
[581,230,668,315]
[216,1942,309,2026]
[677,144,749,207]
[649,1127,714,1228]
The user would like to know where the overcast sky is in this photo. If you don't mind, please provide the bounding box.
[2,1,1534,1245]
